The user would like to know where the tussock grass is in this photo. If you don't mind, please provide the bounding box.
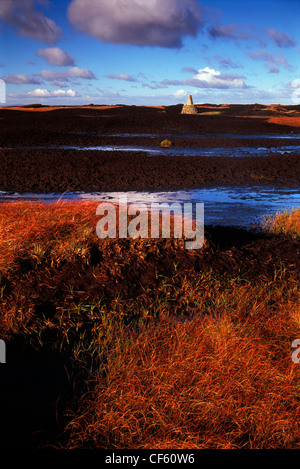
[64,314,300,449]
[1,202,300,449]
[262,208,300,238]
[63,270,300,449]
[0,200,98,273]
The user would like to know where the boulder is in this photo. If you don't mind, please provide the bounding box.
[160,139,173,147]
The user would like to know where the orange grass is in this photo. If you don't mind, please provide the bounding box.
[64,307,300,449]
[262,208,300,238]
[0,200,187,337]
[267,116,300,127]
[0,200,99,272]
[1,202,300,449]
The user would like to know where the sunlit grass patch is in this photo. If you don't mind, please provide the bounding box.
[0,200,99,272]
[199,111,221,116]
[64,312,300,449]
[262,208,300,238]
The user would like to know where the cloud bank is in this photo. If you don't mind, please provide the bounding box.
[248,49,292,73]
[144,67,248,90]
[27,88,78,98]
[266,28,297,48]
[106,73,137,82]
[0,0,62,43]
[67,0,203,48]
[185,67,247,89]
[1,73,42,85]
[39,67,96,82]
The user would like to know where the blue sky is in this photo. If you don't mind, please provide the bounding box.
[0,0,299,105]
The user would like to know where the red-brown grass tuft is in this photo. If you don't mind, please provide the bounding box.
[262,208,300,238]
[64,312,300,449]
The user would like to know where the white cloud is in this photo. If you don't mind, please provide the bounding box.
[52,89,77,97]
[140,67,247,91]
[185,67,247,89]
[173,89,188,99]
[68,0,203,48]
[27,88,51,97]
[36,47,75,66]
[27,88,78,98]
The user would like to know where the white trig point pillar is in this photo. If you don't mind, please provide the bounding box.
[0,339,6,363]
[181,94,198,114]
[187,95,194,105]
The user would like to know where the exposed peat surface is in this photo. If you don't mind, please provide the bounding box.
[0,103,300,449]
[0,103,299,228]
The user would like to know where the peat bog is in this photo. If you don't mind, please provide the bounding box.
[0,103,300,449]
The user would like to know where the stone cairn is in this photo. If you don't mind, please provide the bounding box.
[181,94,198,114]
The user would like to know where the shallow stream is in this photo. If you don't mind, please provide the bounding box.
[1,185,299,229]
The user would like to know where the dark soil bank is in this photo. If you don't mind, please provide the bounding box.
[0,148,299,192]
[1,103,300,138]
[0,104,299,193]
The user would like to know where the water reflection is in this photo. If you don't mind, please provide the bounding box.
[1,186,299,229]
[72,132,300,139]
[13,144,300,157]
